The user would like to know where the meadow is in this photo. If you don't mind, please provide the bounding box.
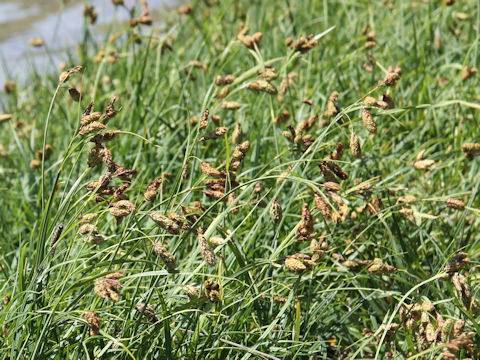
[0,0,479,358]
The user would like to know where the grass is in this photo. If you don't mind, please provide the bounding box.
[0,0,480,358]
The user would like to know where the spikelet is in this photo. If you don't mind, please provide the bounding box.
[0,114,12,124]
[361,109,377,133]
[297,203,315,240]
[144,177,162,201]
[109,200,136,222]
[201,162,221,177]
[446,198,465,211]
[221,101,241,110]
[287,34,318,53]
[413,159,435,170]
[285,256,307,273]
[269,197,282,224]
[247,80,277,94]
[199,108,209,130]
[94,273,123,302]
[79,121,106,135]
[136,303,158,322]
[152,242,176,272]
[198,230,216,266]
[383,67,401,87]
[204,278,220,302]
[443,252,469,273]
[350,132,362,158]
[461,142,480,159]
[149,212,181,234]
[104,96,119,120]
[200,127,227,141]
[182,285,199,299]
[83,311,100,336]
[59,65,82,83]
[461,66,477,81]
[314,193,331,220]
[367,258,397,275]
[231,122,243,144]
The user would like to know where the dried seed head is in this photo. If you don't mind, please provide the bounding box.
[198,230,216,266]
[36,144,53,160]
[297,203,315,240]
[381,94,395,108]
[330,142,344,161]
[94,273,123,302]
[383,68,401,87]
[58,65,82,83]
[443,252,469,273]
[104,96,119,120]
[0,114,12,123]
[288,35,318,53]
[201,162,221,177]
[221,101,241,110]
[461,66,477,81]
[461,142,480,160]
[350,132,362,158]
[178,4,192,14]
[269,197,282,224]
[364,41,376,49]
[69,88,81,102]
[109,200,136,219]
[81,112,102,126]
[231,122,243,144]
[446,198,465,211]
[216,86,230,99]
[152,242,176,272]
[86,234,105,244]
[149,212,181,234]
[202,189,225,200]
[314,193,331,220]
[79,121,106,135]
[78,223,98,236]
[30,159,41,169]
[209,236,225,247]
[144,177,162,202]
[200,108,209,130]
[274,110,291,126]
[413,159,435,170]
[285,256,307,273]
[182,285,199,299]
[4,81,15,94]
[254,181,263,195]
[83,311,100,336]
[361,109,377,134]
[91,130,119,144]
[367,258,397,275]
[136,303,158,322]
[247,80,277,94]
[224,74,235,84]
[204,278,220,302]
[200,127,228,141]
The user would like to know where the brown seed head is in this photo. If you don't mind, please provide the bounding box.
[350,132,362,158]
[361,109,377,134]
[446,198,465,211]
[198,230,216,266]
[83,311,100,336]
[269,197,282,224]
[152,242,176,272]
[94,273,123,302]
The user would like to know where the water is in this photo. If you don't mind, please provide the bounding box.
[0,0,177,85]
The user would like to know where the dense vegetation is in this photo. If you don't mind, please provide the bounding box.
[1,0,480,358]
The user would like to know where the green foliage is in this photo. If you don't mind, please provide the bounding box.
[0,0,479,359]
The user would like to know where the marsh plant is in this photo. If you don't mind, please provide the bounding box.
[0,0,480,359]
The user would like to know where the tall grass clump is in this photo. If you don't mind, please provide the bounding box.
[1,0,480,358]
